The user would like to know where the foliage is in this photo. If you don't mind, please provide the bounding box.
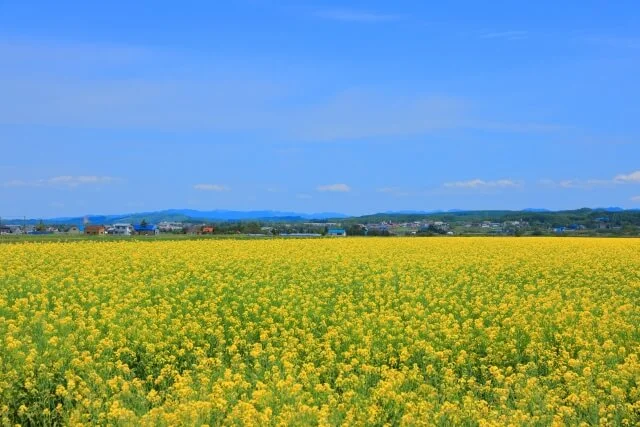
[339,209,640,230]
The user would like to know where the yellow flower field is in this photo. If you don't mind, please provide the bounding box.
[1,238,639,426]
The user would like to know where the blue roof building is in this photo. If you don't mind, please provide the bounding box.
[327,228,347,236]
[133,224,159,235]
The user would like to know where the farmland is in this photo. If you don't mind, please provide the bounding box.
[1,238,639,425]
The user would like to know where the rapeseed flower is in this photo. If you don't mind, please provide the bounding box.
[0,237,638,425]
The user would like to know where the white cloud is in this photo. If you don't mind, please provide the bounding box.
[557,180,582,189]
[443,179,521,189]
[193,184,229,192]
[49,175,117,187]
[614,170,640,183]
[540,170,640,189]
[540,179,612,189]
[2,176,118,188]
[631,196,640,202]
[296,193,312,199]
[316,9,402,23]
[317,183,351,192]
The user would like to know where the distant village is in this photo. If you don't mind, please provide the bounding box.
[0,220,347,237]
[1,214,634,237]
[0,219,460,237]
[1,221,203,236]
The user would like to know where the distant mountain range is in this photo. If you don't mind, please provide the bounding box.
[3,207,637,225]
[135,209,349,221]
[382,209,467,214]
[3,209,349,225]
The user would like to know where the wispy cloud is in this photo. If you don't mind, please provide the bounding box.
[193,184,230,192]
[2,175,118,188]
[0,40,563,140]
[50,176,117,186]
[539,179,613,189]
[316,9,402,23]
[480,31,528,40]
[296,193,312,199]
[443,179,521,189]
[614,170,640,183]
[540,170,640,189]
[631,195,640,202]
[285,92,468,140]
[317,183,351,192]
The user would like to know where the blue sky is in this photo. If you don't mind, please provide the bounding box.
[1,0,639,217]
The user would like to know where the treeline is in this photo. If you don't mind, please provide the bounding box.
[337,209,640,228]
[187,222,328,235]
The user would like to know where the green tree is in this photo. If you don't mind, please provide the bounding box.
[244,222,261,234]
[346,224,366,236]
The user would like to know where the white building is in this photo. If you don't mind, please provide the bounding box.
[110,223,134,235]
[1,225,23,234]
[158,221,184,232]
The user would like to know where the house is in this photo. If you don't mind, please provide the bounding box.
[185,224,214,234]
[0,224,22,234]
[201,225,215,234]
[327,228,347,236]
[134,224,159,235]
[28,228,54,235]
[158,222,184,232]
[85,225,106,235]
[66,226,81,234]
[110,223,134,235]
